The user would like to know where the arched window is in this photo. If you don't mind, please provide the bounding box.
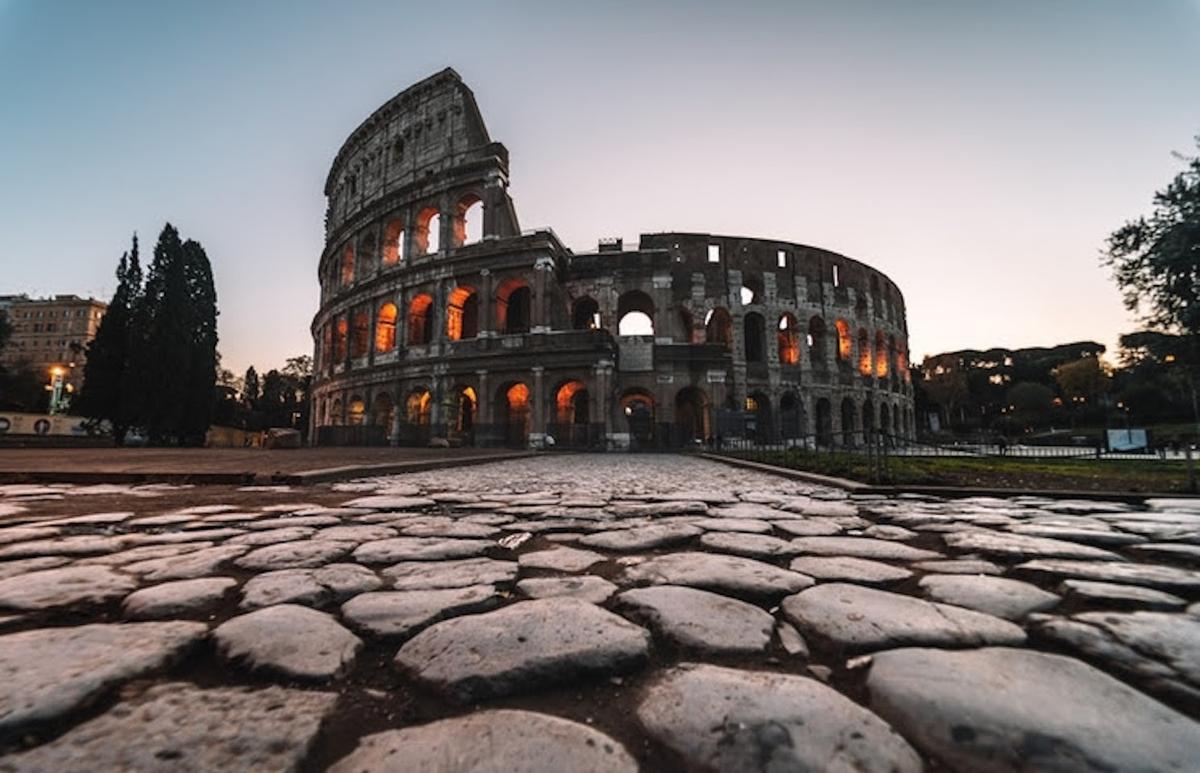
[340,244,355,286]
[677,308,694,342]
[858,328,872,376]
[675,387,711,443]
[330,398,343,426]
[453,386,476,434]
[740,275,762,306]
[744,312,766,362]
[334,317,349,361]
[875,331,889,377]
[348,396,366,426]
[416,206,441,255]
[375,302,398,352]
[454,194,483,246]
[705,308,732,348]
[840,397,857,445]
[351,310,370,359]
[382,218,405,265]
[780,392,802,438]
[499,382,531,446]
[777,313,799,365]
[321,324,333,367]
[447,286,479,340]
[835,319,852,362]
[572,297,601,331]
[373,392,395,429]
[554,380,589,425]
[815,398,832,446]
[406,389,431,426]
[407,294,434,345]
[807,316,827,363]
[617,291,655,337]
[496,279,531,333]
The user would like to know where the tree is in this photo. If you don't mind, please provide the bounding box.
[243,366,260,406]
[1007,382,1055,429]
[1104,137,1200,429]
[1052,357,1110,401]
[76,234,141,441]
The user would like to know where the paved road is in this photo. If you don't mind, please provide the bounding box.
[0,455,1198,771]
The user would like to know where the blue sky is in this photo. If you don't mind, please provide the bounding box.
[1,0,1198,375]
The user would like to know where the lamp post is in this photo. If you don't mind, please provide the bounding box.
[47,366,67,415]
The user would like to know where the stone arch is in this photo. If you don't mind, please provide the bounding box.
[675,386,711,445]
[857,328,872,376]
[452,385,477,437]
[373,391,395,430]
[746,391,772,443]
[330,397,344,426]
[382,217,405,266]
[677,307,694,343]
[496,278,531,334]
[351,308,370,359]
[744,312,766,363]
[453,193,484,247]
[348,395,366,426]
[553,379,590,425]
[340,243,355,286]
[777,313,800,365]
[407,293,434,345]
[840,397,857,446]
[375,302,398,353]
[572,296,601,331]
[496,381,531,447]
[862,398,876,439]
[334,316,349,361]
[620,389,656,449]
[405,388,431,426]
[808,315,827,363]
[705,307,732,348]
[415,206,441,255]
[740,274,763,306]
[447,286,479,341]
[875,331,889,377]
[816,397,833,446]
[617,290,655,336]
[835,319,852,362]
[879,402,891,442]
[780,391,803,439]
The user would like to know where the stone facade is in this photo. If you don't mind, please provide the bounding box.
[0,294,107,395]
[311,69,914,449]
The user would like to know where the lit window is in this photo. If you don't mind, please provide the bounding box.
[707,244,720,263]
[832,265,841,287]
[777,250,787,268]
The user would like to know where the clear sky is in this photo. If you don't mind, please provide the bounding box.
[2,0,1198,376]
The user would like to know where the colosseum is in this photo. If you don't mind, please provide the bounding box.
[311,69,914,449]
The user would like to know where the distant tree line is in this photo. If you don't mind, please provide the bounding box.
[76,224,218,445]
[211,357,312,438]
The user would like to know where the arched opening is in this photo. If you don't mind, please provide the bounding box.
[862,399,876,440]
[321,324,333,368]
[780,392,802,439]
[351,309,370,359]
[816,398,833,446]
[835,319,852,362]
[875,331,889,377]
[744,312,766,363]
[498,382,531,447]
[840,397,857,446]
[554,380,590,424]
[330,398,343,426]
[348,396,366,426]
[373,392,395,431]
[496,278,531,334]
[889,335,899,378]
[405,389,431,426]
[620,390,656,449]
[334,317,349,361]
[407,294,434,345]
[415,207,441,255]
[453,386,476,438]
[375,302,398,353]
[572,297,601,331]
[382,218,405,265]
[879,402,891,443]
[454,194,483,246]
[893,404,901,437]
[858,328,872,376]
[898,344,910,382]
[808,316,827,364]
[745,391,772,443]
[705,308,732,348]
[446,286,479,341]
[675,387,711,445]
[777,313,800,365]
[740,275,762,307]
[677,308,694,343]
[617,290,655,336]
[340,244,355,286]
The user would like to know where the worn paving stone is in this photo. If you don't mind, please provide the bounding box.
[617,585,773,654]
[0,535,132,559]
[214,604,362,681]
[1130,542,1200,564]
[577,523,702,551]
[234,540,354,571]
[329,709,637,773]
[395,598,651,702]
[341,494,437,509]
[0,556,71,580]
[0,621,206,738]
[0,526,61,545]
[637,664,921,772]
[384,557,518,591]
[0,565,138,610]
[241,564,382,609]
[698,531,799,558]
[1059,579,1188,610]
[518,546,605,573]
[624,551,814,599]
[862,524,918,541]
[399,521,501,539]
[790,556,913,585]
[353,537,494,563]
[788,536,939,562]
[247,515,342,530]
[312,524,400,543]
[124,544,250,581]
[918,574,1060,620]
[771,519,843,536]
[122,577,237,619]
[4,682,338,772]
[944,529,1122,561]
[1016,558,1200,591]
[691,517,773,533]
[867,647,1200,772]
[782,583,1026,652]
[517,576,618,604]
[77,542,215,567]
[910,558,1002,575]
[777,499,861,518]
[1007,523,1147,547]
[342,585,501,639]
[1034,611,1200,702]
[227,526,317,546]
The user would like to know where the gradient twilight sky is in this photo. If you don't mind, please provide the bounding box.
[2,1,1198,376]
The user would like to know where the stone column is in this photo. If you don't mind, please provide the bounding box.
[529,365,546,448]
[532,256,553,332]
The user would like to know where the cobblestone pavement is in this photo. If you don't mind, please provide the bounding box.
[1,454,1199,771]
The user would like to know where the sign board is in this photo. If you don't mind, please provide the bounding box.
[1107,429,1148,452]
[0,413,90,437]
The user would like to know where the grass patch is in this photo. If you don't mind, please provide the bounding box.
[725,449,1198,493]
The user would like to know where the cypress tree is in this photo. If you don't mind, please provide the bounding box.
[77,234,141,442]
[180,237,219,444]
[243,366,260,406]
